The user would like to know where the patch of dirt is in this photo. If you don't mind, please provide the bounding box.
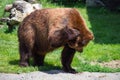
[91,60,120,68]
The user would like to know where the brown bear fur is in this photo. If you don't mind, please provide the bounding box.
[18,8,94,73]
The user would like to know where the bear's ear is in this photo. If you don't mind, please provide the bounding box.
[63,26,80,40]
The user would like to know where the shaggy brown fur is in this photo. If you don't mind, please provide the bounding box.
[18,8,94,73]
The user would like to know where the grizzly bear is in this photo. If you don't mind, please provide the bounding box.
[18,8,94,73]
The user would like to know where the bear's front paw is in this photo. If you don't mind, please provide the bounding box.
[62,67,77,74]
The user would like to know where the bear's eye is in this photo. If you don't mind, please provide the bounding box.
[78,42,84,46]
[69,38,77,43]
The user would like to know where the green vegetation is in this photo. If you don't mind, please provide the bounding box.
[0,0,120,73]
[0,0,14,17]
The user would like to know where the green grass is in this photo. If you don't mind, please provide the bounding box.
[0,0,120,73]
[0,0,15,17]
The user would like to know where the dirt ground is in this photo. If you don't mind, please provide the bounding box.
[91,60,120,68]
[0,70,120,80]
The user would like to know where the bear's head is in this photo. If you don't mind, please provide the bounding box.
[48,26,94,51]
[48,26,80,48]
[68,31,94,52]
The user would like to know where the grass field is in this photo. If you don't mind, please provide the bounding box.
[0,0,120,73]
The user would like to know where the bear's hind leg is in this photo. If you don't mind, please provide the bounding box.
[61,44,76,73]
[19,43,31,67]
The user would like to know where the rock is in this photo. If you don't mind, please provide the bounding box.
[4,0,42,31]
[11,0,42,18]
[4,4,13,12]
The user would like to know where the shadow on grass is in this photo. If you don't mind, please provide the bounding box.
[38,62,61,72]
[9,59,61,73]
[4,29,14,33]
[50,0,85,7]
[4,26,17,33]
[9,59,19,65]
[87,7,120,44]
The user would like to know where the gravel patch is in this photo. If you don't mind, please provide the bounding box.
[0,70,120,80]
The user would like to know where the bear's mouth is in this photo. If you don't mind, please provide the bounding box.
[76,47,83,52]
[68,42,83,53]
